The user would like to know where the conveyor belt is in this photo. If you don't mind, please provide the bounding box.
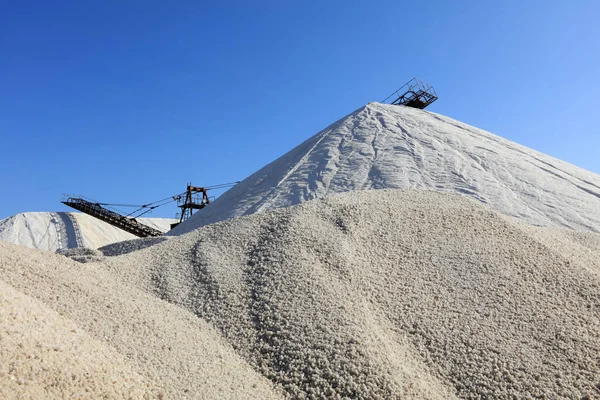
[62,197,163,238]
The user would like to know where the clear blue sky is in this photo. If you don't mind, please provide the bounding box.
[1,1,598,220]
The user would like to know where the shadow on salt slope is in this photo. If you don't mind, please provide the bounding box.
[54,212,82,249]
[100,236,170,257]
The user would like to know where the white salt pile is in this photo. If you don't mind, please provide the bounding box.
[0,240,281,399]
[0,212,175,252]
[2,190,592,398]
[171,103,600,235]
[110,190,600,398]
[0,280,158,399]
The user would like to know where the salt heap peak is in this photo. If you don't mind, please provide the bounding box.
[171,102,600,235]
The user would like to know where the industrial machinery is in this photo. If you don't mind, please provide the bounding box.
[382,78,438,109]
[61,196,164,237]
[61,181,239,238]
[171,184,210,229]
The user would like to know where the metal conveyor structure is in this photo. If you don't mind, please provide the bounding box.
[61,196,164,238]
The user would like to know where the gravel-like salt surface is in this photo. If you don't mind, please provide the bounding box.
[0,242,281,399]
[56,247,105,263]
[99,236,171,257]
[2,189,600,399]
[0,280,158,399]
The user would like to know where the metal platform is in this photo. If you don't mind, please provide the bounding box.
[382,78,438,109]
[170,185,211,229]
[62,196,164,238]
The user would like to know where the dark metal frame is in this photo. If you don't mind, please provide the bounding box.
[176,184,211,224]
[61,195,164,238]
[382,78,438,109]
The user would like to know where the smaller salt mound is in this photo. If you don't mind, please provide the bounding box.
[0,212,175,252]
[0,242,281,399]
[107,189,600,399]
[0,280,159,399]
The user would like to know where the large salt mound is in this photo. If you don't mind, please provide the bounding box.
[103,190,600,399]
[0,212,175,251]
[171,102,600,235]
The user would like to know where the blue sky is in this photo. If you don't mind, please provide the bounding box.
[1,1,598,220]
